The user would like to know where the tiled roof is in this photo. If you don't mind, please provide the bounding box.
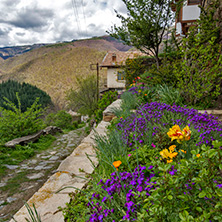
[100,51,146,67]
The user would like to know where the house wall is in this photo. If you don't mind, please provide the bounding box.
[107,68,125,89]
[182,5,201,21]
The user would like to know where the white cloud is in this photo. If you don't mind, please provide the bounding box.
[0,0,127,47]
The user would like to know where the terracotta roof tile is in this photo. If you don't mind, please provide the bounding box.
[100,51,146,67]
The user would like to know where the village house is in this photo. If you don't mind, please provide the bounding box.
[171,0,202,36]
[100,51,144,92]
[171,0,221,40]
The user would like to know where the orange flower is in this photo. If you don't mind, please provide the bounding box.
[145,94,147,96]
[160,145,178,163]
[180,149,187,154]
[168,152,178,159]
[169,145,176,152]
[196,154,200,158]
[113,161,122,170]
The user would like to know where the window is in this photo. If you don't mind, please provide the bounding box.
[187,0,200,5]
[117,71,125,81]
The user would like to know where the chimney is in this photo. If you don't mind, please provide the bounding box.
[112,53,116,64]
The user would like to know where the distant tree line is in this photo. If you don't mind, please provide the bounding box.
[0,80,52,112]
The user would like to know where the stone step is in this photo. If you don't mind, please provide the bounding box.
[103,99,122,122]
[198,110,222,121]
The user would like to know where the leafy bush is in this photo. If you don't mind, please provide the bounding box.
[63,190,91,222]
[140,140,222,221]
[173,37,222,106]
[0,94,44,143]
[154,84,184,106]
[124,57,149,86]
[94,90,118,123]
[0,80,52,112]
[66,75,97,116]
[45,110,74,130]
[173,1,222,107]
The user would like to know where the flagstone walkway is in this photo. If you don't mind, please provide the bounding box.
[0,127,87,222]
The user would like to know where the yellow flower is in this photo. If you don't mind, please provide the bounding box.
[160,149,170,159]
[196,154,200,158]
[167,125,183,141]
[179,149,187,154]
[113,160,122,170]
[182,126,191,141]
[168,152,178,159]
[169,145,176,152]
[167,125,191,143]
[160,146,178,163]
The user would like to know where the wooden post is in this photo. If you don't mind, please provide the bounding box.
[90,63,99,103]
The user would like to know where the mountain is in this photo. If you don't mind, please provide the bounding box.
[0,36,131,60]
[0,44,46,60]
[0,36,132,108]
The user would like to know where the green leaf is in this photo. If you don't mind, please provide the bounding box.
[215,189,222,197]
[215,202,222,209]
[213,216,222,220]
[167,195,173,200]
[208,149,217,158]
[179,212,185,220]
[199,191,206,198]
[196,207,202,212]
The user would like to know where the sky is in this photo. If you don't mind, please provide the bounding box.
[0,0,127,47]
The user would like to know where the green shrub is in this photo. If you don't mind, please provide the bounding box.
[0,94,44,143]
[124,56,155,86]
[140,140,222,221]
[173,37,222,106]
[173,1,222,107]
[0,80,52,112]
[45,110,73,130]
[94,90,118,123]
[66,75,97,116]
[140,61,178,87]
[63,191,90,222]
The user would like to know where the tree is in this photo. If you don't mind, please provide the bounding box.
[0,80,52,112]
[0,93,44,142]
[66,75,97,116]
[108,0,173,68]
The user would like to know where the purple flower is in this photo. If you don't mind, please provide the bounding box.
[151,143,156,148]
[216,184,222,188]
[98,214,103,220]
[101,196,107,202]
[148,165,154,170]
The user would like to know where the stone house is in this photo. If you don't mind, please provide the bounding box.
[100,51,144,92]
